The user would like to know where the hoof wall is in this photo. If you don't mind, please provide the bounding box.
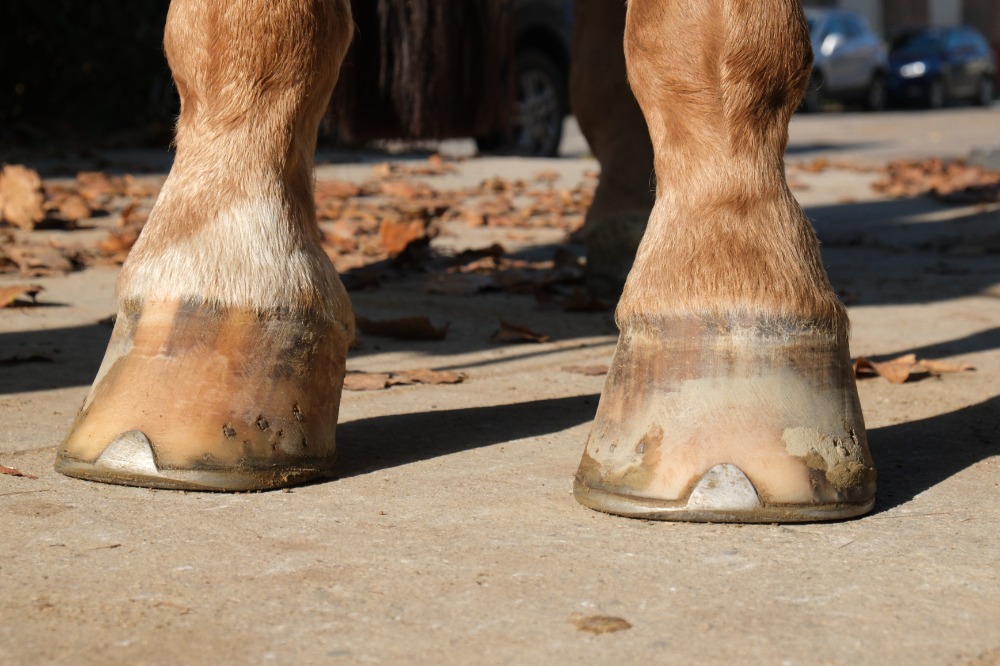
[55,429,330,492]
[574,463,874,523]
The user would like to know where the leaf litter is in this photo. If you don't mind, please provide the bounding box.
[343,368,466,391]
[0,464,38,479]
[0,284,43,307]
[1,154,984,392]
[853,353,975,384]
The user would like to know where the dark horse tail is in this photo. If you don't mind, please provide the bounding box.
[329,0,514,143]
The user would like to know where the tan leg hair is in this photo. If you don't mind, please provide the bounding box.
[618,0,845,331]
[118,0,354,326]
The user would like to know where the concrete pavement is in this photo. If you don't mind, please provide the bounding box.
[2,107,999,665]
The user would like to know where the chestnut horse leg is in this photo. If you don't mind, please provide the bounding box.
[574,0,876,521]
[571,0,655,297]
[56,0,355,490]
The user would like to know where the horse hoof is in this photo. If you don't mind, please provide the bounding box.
[574,313,876,522]
[55,298,351,491]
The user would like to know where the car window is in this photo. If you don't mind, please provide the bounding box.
[826,17,849,39]
[892,31,942,54]
[944,30,963,52]
[961,30,989,55]
[843,16,865,39]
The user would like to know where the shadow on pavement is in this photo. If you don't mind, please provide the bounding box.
[0,323,110,395]
[869,394,1000,514]
[864,327,1000,363]
[786,141,887,156]
[334,393,600,479]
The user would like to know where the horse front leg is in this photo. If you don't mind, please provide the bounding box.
[56,0,355,490]
[574,0,876,521]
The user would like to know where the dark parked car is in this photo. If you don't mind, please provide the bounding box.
[888,26,997,108]
[477,0,572,157]
[802,8,888,112]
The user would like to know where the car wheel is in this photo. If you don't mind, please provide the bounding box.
[927,78,946,109]
[975,75,995,106]
[863,74,887,112]
[476,49,567,157]
[801,72,824,113]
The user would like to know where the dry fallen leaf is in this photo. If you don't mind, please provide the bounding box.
[915,358,976,374]
[315,180,362,199]
[343,371,394,391]
[854,353,975,384]
[356,316,449,341]
[2,243,74,276]
[0,464,38,479]
[491,320,551,344]
[0,284,43,307]
[378,214,434,257]
[371,162,394,179]
[343,368,467,391]
[0,165,46,230]
[872,158,1000,203]
[379,180,435,200]
[56,194,92,222]
[98,229,141,263]
[572,615,632,635]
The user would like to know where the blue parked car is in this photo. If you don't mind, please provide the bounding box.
[802,8,889,112]
[888,26,997,108]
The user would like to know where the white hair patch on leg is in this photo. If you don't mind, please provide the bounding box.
[118,197,348,321]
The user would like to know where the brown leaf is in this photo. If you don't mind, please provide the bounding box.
[867,353,917,384]
[322,220,360,253]
[57,194,92,222]
[371,162,394,179]
[379,180,435,200]
[343,371,393,391]
[0,284,43,307]
[913,359,975,374]
[315,180,362,199]
[356,316,449,341]
[391,368,465,385]
[0,165,46,230]
[98,229,141,262]
[491,320,551,344]
[343,368,466,391]
[797,158,830,173]
[378,215,432,257]
[562,364,609,376]
[854,353,974,383]
[572,615,632,635]
[0,464,38,479]
[3,243,74,275]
